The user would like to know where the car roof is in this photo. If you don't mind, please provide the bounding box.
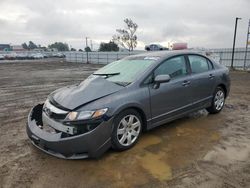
[127,50,205,61]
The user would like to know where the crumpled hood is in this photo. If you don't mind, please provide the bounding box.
[51,75,124,110]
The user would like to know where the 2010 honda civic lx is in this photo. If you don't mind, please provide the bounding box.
[26,50,230,159]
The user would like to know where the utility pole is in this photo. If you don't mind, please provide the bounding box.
[231,17,242,69]
[85,37,89,63]
[243,19,250,70]
[90,40,93,51]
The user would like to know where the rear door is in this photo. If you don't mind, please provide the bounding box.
[187,54,216,107]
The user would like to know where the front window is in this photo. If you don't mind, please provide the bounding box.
[154,56,188,79]
[93,58,156,85]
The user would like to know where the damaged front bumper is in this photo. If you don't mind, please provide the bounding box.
[26,104,113,159]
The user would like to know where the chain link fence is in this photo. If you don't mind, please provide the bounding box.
[65,51,141,64]
[208,48,250,69]
[61,48,250,69]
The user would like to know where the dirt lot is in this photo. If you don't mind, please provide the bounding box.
[0,60,250,188]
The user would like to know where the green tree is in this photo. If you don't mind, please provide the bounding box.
[79,49,83,52]
[70,48,76,51]
[112,18,138,51]
[28,41,37,49]
[85,46,91,52]
[99,41,119,52]
[22,43,29,50]
[48,42,69,51]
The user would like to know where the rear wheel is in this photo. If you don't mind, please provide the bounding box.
[111,109,142,151]
[206,87,225,114]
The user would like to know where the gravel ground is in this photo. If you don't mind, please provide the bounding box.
[0,60,250,188]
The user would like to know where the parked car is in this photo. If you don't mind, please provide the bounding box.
[145,44,169,51]
[52,52,65,58]
[0,54,5,60]
[26,50,230,159]
[27,53,35,60]
[33,53,44,59]
[43,53,49,58]
[16,53,28,60]
[5,52,17,60]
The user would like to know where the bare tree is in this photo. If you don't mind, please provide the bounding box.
[113,18,138,51]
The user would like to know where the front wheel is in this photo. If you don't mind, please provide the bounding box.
[111,109,142,151]
[206,87,225,114]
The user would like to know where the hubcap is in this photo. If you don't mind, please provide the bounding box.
[117,115,141,146]
[214,90,225,111]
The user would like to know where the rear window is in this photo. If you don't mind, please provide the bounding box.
[188,55,210,74]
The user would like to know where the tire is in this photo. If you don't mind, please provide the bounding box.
[206,86,225,114]
[111,109,142,151]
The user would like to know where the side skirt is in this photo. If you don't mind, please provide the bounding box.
[146,97,212,130]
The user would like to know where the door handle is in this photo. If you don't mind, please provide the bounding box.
[182,80,191,86]
[209,74,214,79]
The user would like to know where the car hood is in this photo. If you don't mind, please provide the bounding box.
[51,75,124,110]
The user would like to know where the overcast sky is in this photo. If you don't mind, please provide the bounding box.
[0,0,249,50]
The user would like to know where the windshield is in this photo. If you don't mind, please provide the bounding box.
[93,59,155,85]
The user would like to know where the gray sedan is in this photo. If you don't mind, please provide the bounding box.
[26,50,230,159]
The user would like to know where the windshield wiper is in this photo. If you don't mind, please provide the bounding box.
[93,72,120,78]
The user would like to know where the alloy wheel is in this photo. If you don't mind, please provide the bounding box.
[214,90,225,111]
[116,115,141,146]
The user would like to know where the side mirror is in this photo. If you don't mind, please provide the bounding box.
[155,74,171,83]
[153,74,171,89]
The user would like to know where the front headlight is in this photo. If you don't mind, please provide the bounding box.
[66,108,108,121]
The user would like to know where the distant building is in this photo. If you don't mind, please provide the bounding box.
[11,45,25,51]
[0,44,11,51]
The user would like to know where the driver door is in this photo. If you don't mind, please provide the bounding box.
[148,55,193,127]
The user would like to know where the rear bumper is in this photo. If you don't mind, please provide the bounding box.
[26,104,113,159]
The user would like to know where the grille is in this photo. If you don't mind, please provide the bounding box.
[49,112,67,120]
[43,101,68,120]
